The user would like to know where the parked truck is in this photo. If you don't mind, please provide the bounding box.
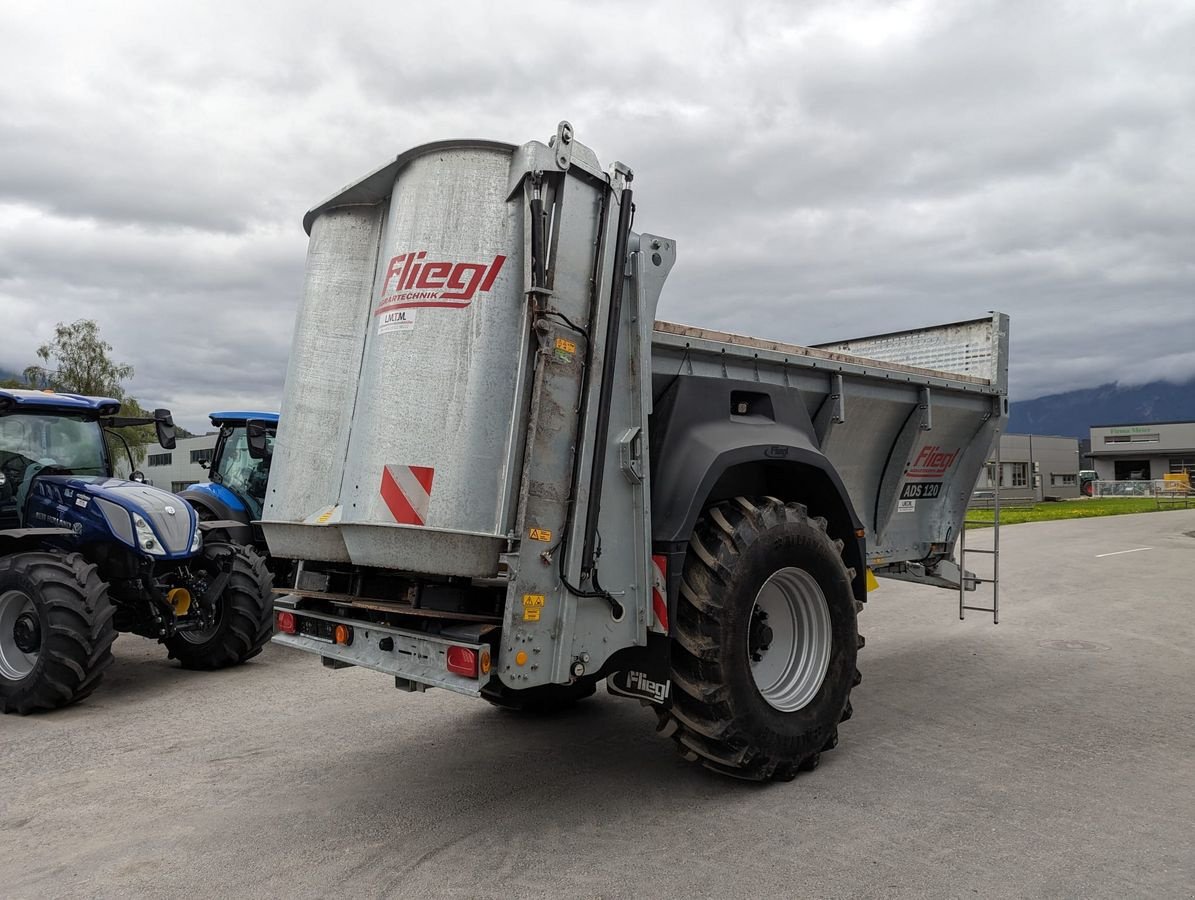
[263,124,1009,780]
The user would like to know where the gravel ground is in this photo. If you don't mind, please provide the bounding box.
[2,510,1193,899]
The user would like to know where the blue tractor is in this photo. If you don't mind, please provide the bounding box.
[0,389,274,714]
[180,412,284,574]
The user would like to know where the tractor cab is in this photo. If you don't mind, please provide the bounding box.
[0,389,176,533]
[182,412,278,535]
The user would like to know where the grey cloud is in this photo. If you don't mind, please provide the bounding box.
[1,0,1193,432]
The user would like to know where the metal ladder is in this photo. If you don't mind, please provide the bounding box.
[959,443,1001,623]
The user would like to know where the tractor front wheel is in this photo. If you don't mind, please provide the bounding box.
[0,552,116,714]
[165,542,273,670]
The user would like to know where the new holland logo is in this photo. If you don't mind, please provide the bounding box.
[374,250,506,316]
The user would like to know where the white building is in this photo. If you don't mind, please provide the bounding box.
[138,433,218,492]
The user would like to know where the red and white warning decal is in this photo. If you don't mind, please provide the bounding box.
[650,554,669,635]
[380,465,435,526]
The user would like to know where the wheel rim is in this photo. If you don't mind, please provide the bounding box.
[748,567,832,712]
[0,589,40,681]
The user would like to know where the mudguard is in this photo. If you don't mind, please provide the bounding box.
[649,375,866,602]
[180,486,253,545]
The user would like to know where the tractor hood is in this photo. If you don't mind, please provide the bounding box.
[185,481,247,515]
[26,475,201,560]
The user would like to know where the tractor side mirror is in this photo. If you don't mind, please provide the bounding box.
[154,408,177,450]
[246,422,270,460]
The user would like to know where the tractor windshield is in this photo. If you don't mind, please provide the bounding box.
[0,413,108,478]
[211,425,272,519]
[0,413,108,526]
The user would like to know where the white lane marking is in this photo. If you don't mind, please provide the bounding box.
[1095,547,1153,558]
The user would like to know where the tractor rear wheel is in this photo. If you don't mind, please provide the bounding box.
[0,552,116,714]
[165,542,273,670]
[658,497,860,781]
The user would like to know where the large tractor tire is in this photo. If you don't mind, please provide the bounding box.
[658,497,861,781]
[0,552,116,715]
[165,542,273,670]
[482,679,598,714]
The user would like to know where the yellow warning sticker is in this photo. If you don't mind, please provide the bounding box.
[317,509,334,524]
[555,337,577,355]
[523,608,541,622]
[528,527,552,542]
[523,594,545,608]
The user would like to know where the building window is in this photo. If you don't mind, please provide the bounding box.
[148,453,172,466]
[1051,473,1076,486]
[190,448,213,465]
[984,462,1028,487]
[1170,457,1195,475]
[1104,433,1159,444]
[172,481,200,492]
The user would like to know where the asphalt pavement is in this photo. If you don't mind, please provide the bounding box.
[2,510,1193,899]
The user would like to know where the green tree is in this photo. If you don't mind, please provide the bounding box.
[24,320,134,397]
[23,320,156,466]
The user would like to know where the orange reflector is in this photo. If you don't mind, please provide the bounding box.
[479,647,492,675]
[333,624,352,646]
[446,645,478,678]
[515,650,528,667]
[855,528,866,538]
[276,611,297,634]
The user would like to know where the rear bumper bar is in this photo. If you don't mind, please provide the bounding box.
[271,597,486,697]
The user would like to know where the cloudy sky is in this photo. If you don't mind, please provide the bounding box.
[1,0,1192,431]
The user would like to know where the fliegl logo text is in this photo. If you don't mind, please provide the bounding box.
[626,671,670,703]
[375,250,506,316]
[907,445,959,479]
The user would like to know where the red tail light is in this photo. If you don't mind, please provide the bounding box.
[446,645,478,678]
[276,611,297,634]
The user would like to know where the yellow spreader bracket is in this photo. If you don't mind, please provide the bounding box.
[167,587,192,616]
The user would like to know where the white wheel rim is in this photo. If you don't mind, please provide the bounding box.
[748,567,832,712]
[0,589,39,680]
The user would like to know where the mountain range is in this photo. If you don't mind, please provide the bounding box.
[1009,378,1195,439]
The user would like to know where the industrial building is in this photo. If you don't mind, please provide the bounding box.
[973,433,1082,502]
[138,433,218,492]
[1087,421,1195,482]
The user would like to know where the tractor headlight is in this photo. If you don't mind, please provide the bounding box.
[133,514,166,556]
[190,527,202,553]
